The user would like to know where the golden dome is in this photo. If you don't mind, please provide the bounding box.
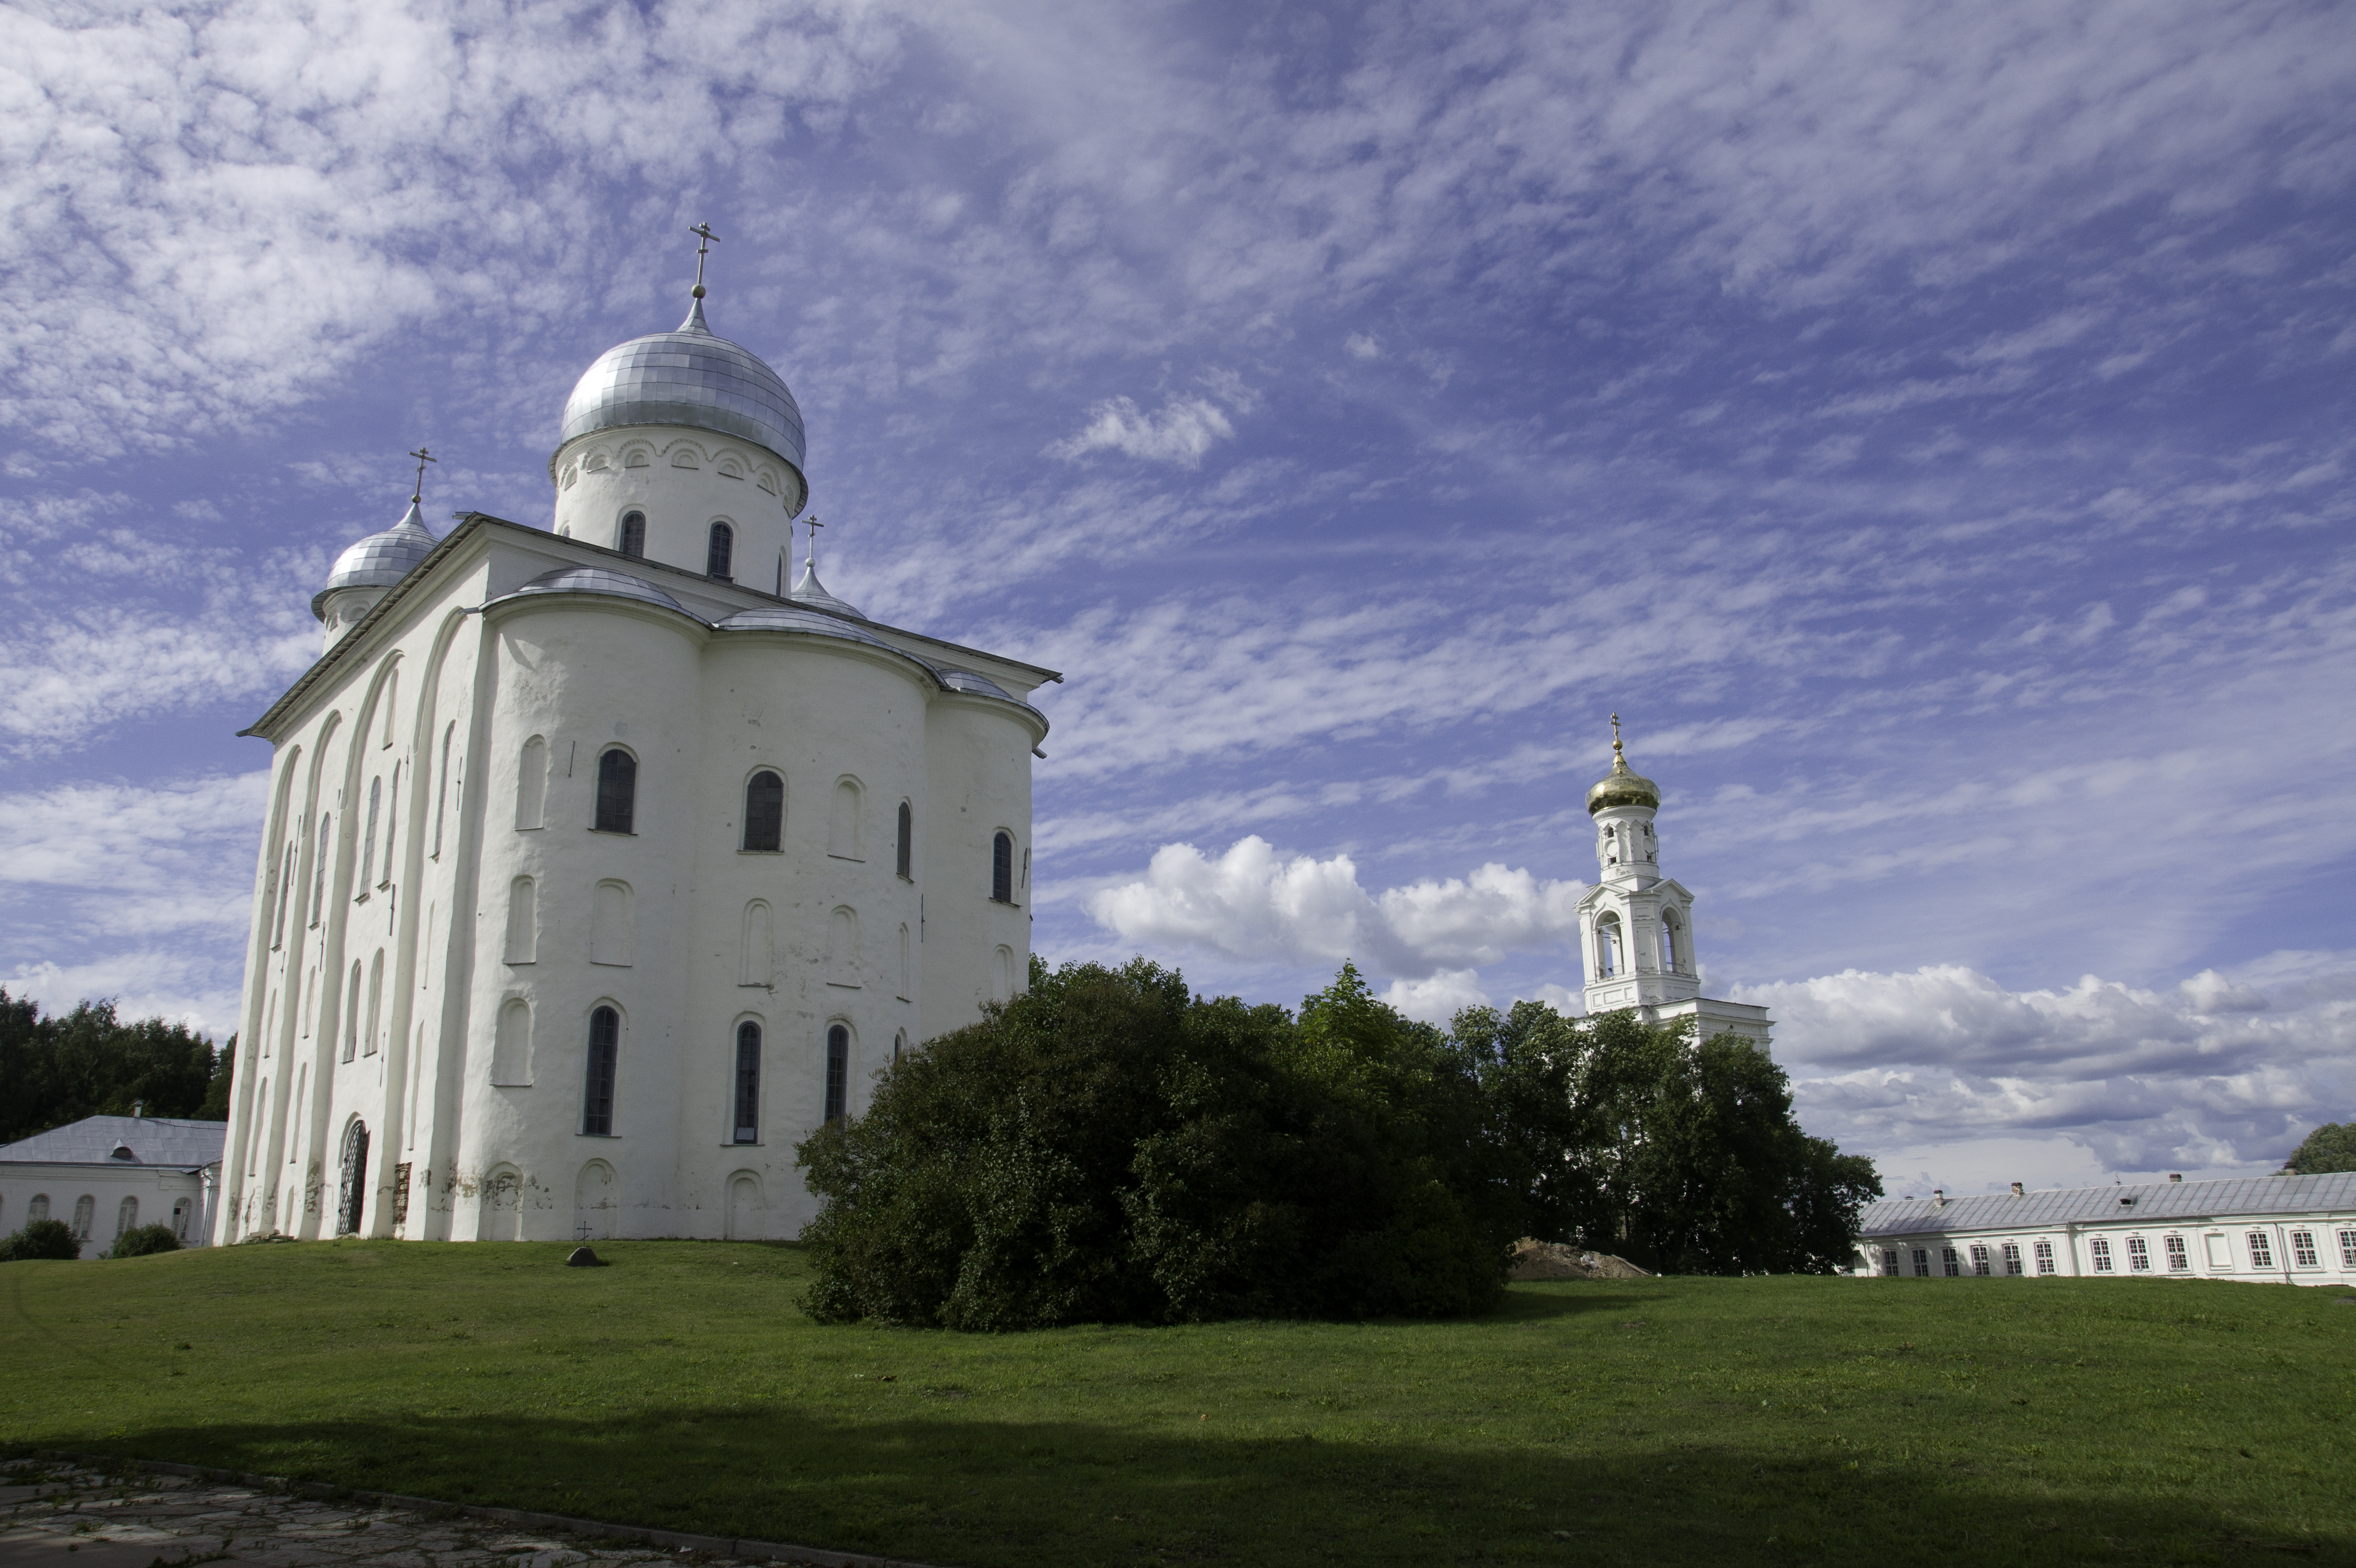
[1585,717,1660,814]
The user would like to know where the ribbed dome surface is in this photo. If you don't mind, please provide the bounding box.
[715,605,893,649]
[559,300,807,492]
[311,500,437,619]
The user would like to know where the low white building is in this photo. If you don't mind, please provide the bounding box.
[0,1117,224,1257]
[1856,1172,2356,1285]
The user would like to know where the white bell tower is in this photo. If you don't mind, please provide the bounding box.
[1573,717,1772,1046]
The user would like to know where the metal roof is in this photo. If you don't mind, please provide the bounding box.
[493,566,692,617]
[0,1115,226,1170]
[715,604,895,650]
[1860,1171,2356,1237]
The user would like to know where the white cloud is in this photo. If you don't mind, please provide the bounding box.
[0,770,271,1037]
[1047,395,1235,466]
[1086,835,1584,980]
[1748,952,2356,1183]
[1383,967,1489,1024]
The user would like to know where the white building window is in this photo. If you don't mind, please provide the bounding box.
[2290,1230,2319,1269]
[2034,1239,2056,1275]
[2001,1242,2022,1276]
[2246,1232,2273,1270]
[1941,1247,1960,1277]
[1912,1248,1929,1277]
[2090,1237,2113,1272]
[2164,1235,2189,1272]
[1970,1244,1990,1276]
[2339,1230,2356,1270]
[2126,1236,2150,1272]
[1878,1248,1898,1276]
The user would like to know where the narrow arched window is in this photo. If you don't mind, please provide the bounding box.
[433,722,454,859]
[72,1194,94,1240]
[894,1030,906,1062]
[707,521,734,580]
[583,1007,620,1135]
[896,801,913,879]
[992,832,1013,904]
[594,748,636,833]
[1659,913,1678,972]
[116,1195,138,1238]
[310,814,331,924]
[359,776,382,892]
[381,764,398,879]
[733,1021,761,1144]
[619,511,646,558]
[1595,917,1622,979]
[824,1024,849,1124]
[743,770,783,852]
[273,843,295,949]
[343,962,363,1061]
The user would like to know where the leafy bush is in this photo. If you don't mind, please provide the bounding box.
[107,1223,181,1259]
[0,1218,82,1261]
[798,959,1520,1329]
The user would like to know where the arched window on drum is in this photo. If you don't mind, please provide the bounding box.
[991,832,1014,904]
[733,1021,761,1145]
[743,771,783,852]
[706,522,734,581]
[594,749,636,834]
[824,1025,849,1124]
[618,511,646,558]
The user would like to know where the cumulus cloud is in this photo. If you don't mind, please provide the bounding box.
[1086,836,1584,980]
[1750,954,2356,1185]
[1047,395,1235,466]
[0,771,271,1036]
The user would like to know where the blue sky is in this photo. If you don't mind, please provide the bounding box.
[3,0,2351,1195]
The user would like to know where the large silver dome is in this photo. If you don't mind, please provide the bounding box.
[557,298,807,508]
[311,500,437,620]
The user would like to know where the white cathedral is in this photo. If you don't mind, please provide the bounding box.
[213,260,1054,1246]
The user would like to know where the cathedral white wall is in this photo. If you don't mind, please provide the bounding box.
[920,700,1036,1042]
[550,425,797,592]
[221,521,1046,1248]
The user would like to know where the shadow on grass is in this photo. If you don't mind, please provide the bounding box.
[71,1404,2336,1568]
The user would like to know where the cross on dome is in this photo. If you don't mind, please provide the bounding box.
[688,221,719,300]
[407,446,436,504]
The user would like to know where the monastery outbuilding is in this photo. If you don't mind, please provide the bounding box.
[0,1117,224,1257]
[1856,1172,2356,1285]
[213,251,1055,1247]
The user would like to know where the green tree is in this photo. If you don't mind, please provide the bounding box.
[0,989,223,1144]
[799,958,1516,1328]
[0,1219,80,1262]
[2287,1121,2356,1175]
[106,1223,182,1259]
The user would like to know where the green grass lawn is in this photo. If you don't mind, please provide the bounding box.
[2,1241,2349,1566]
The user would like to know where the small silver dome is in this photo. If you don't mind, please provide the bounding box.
[311,500,437,620]
[786,558,864,620]
[558,298,808,509]
[498,567,693,617]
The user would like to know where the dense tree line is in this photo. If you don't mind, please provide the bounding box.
[798,958,1881,1329]
[2288,1121,2355,1174]
[0,988,230,1145]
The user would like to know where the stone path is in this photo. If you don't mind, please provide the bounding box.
[0,1460,913,1568]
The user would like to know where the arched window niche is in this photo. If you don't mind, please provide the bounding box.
[516,736,548,830]
[1595,915,1624,980]
[829,779,863,860]
[991,832,1014,904]
[743,770,783,852]
[732,1020,761,1145]
[582,1006,621,1135]
[896,801,913,880]
[823,1024,850,1124]
[618,510,646,558]
[594,748,636,834]
[706,521,734,581]
[1659,911,1682,972]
